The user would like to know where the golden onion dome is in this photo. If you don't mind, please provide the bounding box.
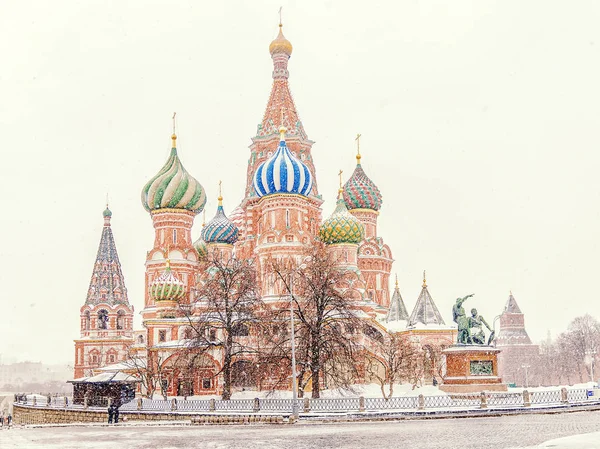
[269,25,293,56]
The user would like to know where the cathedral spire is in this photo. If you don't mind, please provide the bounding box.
[85,207,129,306]
[258,17,305,139]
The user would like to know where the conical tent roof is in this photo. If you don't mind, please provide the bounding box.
[85,208,130,306]
[504,292,522,314]
[497,292,533,345]
[386,283,409,322]
[408,282,445,327]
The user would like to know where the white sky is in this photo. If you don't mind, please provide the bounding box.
[1,0,599,365]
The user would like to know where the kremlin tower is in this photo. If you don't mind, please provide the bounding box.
[73,207,134,378]
[496,292,540,386]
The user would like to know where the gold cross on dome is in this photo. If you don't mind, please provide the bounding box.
[355,133,362,155]
[172,112,176,134]
[278,6,283,26]
[338,170,343,189]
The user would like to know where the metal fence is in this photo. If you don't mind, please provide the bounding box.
[14,387,600,415]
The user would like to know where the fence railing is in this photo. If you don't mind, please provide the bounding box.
[14,387,599,415]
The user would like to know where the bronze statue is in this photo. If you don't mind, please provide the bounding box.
[468,308,492,345]
[452,294,473,344]
[452,294,495,346]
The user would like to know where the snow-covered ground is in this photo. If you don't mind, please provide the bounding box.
[512,432,600,449]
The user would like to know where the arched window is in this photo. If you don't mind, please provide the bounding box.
[109,354,115,363]
[97,310,109,329]
[137,335,144,344]
[84,311,90,330]
[116,310,125,330]
[183,328,193,339]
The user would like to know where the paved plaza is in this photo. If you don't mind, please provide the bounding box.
[1,411,600,449]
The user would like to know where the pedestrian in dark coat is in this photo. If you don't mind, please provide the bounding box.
[107,404,114,424]
[113,405,120,424]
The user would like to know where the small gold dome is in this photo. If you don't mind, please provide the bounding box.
[269,25,293,56]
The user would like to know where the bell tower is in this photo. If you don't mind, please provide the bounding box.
[73,206,134,378]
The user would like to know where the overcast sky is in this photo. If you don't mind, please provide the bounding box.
[1,0,599,365]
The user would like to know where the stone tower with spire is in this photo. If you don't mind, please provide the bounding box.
[73,207,134,378]
[496,292,540,385]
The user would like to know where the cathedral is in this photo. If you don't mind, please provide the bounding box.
[73,21,457,394]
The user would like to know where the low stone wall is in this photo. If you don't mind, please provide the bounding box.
[13,405,193,425]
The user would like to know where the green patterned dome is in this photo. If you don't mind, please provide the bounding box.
[141,134,207,214]
[319,194,365,245]
[103,206,112,218]
[193,235,208,258]
[150,260,186,301]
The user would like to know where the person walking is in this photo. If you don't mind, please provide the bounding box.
[7,414,12,428]
[107,404,114,424]
[113,404,120,424]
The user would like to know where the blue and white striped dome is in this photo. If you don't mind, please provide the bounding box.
[253,126,313,198]
[201,201,239,245]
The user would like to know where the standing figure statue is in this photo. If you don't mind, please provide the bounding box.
[452,294,474,344]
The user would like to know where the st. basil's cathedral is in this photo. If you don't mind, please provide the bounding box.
[74,20,538,395]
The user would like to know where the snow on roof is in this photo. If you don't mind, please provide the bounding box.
[379,319,408,333]
[69,371,140,383]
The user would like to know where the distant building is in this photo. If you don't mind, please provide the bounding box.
[496,293,540,386]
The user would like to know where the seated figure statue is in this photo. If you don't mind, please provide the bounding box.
[468,308,493,345]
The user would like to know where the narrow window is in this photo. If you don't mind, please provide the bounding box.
[173,229,177,245]
[286,209,290,228]
[202,378,211,389]
[159,330,167,342]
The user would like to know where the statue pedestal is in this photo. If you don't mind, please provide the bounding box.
[440,345,507,393]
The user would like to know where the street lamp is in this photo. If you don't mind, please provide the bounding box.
[289,271,299,420]
[521,364,530,388]
[585,350,596,384]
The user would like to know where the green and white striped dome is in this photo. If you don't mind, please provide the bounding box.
[141,134,207,214]
[150,260,186,301]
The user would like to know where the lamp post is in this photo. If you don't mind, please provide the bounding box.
[585,349,596,383]
[289,272,299,420]
[521,364,530,388]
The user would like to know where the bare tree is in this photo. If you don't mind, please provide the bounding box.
[365,333,420,399]
[266,241,362,398]
[181,252,262,400]
[123,345,174,400]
